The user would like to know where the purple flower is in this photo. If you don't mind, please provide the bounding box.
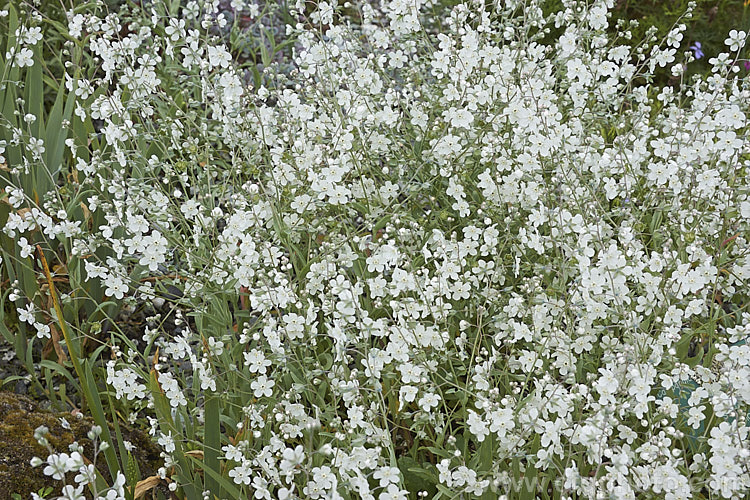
[744,61,750,71]
[690,42,704,59]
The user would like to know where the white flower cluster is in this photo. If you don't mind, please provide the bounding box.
[3,0,750,498]
[30,425,126,500]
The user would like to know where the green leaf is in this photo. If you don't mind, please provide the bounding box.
[149,371,200,500]
[39,360,81,393]
[43,74,76,183]
[83,359,122,481]
[125,451,138,500]
[435,484,454,498]
[24,46,44,139]
[191,455,243,499]
[260,30,271,67]
[169,0,182,17]
[420,446,452,459]
[203,393,222,498]
[519,466,538,500]
[104,387,134,499]
[250,65,261,90]
[477,433,495,472]
[4,4,18,55]
[398,457,437,494]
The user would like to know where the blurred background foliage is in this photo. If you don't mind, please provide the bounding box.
[534,0,750,87]
[610,0,750,85]
[36,0,750,100]
[16,0,750,108]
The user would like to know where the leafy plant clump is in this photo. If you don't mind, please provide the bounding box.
[1,0,750,499]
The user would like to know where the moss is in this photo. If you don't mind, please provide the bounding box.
[0,391,162,498]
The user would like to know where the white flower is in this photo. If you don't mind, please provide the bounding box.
[17,26,42,45]
[379,483,408,500]
[666,28,683,48]
[311,2,334,25]
[26,137,45,160]
[7,46,34,67]
[180,199,201,218]
[42,452,81,480]
[467,410,489,442]
[280,445,305,475]
[17,303,35,324]
[158,432,175,453]
[251,375,275,398]
[34,322,50,339]
[709,52,732,71]
[103,274,127,299]
[17,236,34,259]
[373,466,401,487]
[165,18,185,41]
[207,45,232,69]
[653,47,676,67]
[398,385,418,409]
[75,463,97,486]
[310,466,335,489]
[68,13,85,38]
[244,349,271,374]
[418,392,440,412]
[447,107,474,129]
[228,460,252,485]
[488,407,515,437]
[724,30,747,52]
[60,484,85,500]
[687,405,705,429]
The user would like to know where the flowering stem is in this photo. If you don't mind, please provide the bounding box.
[36,245,82,372]
[36,245,123,487]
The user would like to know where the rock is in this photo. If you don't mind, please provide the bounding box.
[13,379,27,395]
[0,391,162,497]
